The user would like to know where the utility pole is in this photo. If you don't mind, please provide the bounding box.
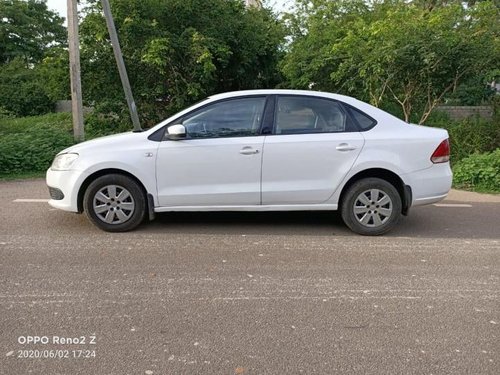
[67,0,84,142]
[245,0,262,8]
[101,0,142,132]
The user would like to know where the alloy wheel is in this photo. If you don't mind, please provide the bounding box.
[353,189,393,228]
[92,185,135,224]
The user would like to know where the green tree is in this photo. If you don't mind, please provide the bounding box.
[0,0,66,64]
[0,58,53,116]
[282,0,500,123]
[80,0,285,126]
[36,47,71,102]
[446,74,497,106]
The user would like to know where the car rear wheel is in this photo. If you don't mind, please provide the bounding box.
[83,174,146,232]
[341,177,402,236]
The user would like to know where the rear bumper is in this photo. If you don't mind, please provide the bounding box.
[414,193,449,206]
[404,163,452,207]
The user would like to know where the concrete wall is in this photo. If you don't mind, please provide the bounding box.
[435,106,493,121]
[55,100,93,115]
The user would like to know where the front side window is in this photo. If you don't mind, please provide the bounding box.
[275,96,350,135]
[181,97,266,139]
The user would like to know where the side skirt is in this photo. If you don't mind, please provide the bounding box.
[154,204,338,213]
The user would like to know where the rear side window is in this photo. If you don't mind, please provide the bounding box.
[347,106,377,131]
[275,96,355,134]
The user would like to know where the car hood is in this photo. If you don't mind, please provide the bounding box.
[57,132,141,155]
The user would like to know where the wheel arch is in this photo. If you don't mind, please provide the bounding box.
[338,168,412,215]
[77,168,149,213]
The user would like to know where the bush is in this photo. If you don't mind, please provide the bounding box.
[453,149,500,193]
[84,101,134,138]
[426,114,500,163]
[0,59,55,117]
[0,113,75,175]
[0,109,139,176]
[0,106,15,119]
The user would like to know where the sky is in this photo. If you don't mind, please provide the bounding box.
[46,0,294,20]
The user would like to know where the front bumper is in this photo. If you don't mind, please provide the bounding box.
[46,168,89,212]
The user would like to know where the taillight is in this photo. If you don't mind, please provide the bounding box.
[431,139,450,163]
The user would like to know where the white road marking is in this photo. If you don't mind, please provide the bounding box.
[13,199,49,203]
[434,203,472,208]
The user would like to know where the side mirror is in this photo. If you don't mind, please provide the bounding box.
[166,124,187,140]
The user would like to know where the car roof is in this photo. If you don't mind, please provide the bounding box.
[206,89,402,125]
[208,89,355,103]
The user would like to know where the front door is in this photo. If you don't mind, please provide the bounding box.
[156,96,267,207]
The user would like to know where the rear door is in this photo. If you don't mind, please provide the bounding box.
[261,95,365,205]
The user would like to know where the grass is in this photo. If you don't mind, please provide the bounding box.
[0,171,46,181]
[465,187,500,194]
[0,112,72,134]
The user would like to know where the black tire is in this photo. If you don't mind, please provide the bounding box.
[83,174,146,232]
[341,177,402,236]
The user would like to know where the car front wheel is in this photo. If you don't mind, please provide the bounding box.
[83,174,146,232]
[341,177,402,236]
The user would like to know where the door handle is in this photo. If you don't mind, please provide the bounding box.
[239,147,259,155]
[336,143,357,152]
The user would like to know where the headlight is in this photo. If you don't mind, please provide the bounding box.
[51,153,79,171]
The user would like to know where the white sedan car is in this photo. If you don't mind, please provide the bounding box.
[47,90,452,235]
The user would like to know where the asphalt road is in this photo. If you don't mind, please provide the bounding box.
[0,179,499,374]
